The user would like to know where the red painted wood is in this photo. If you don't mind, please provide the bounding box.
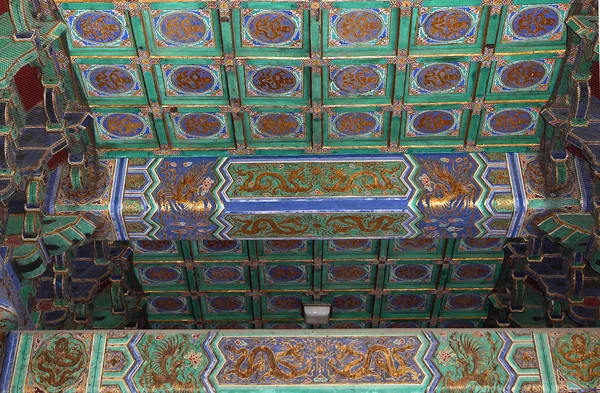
[15,65,44,111]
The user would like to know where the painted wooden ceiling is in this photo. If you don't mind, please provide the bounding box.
[42,0,576,328]
[122,238,505,329]
[55,0,570,155]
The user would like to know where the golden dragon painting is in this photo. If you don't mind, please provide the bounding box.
[228,162,406,197]
[225,342,311,381]
[329,341,420,382]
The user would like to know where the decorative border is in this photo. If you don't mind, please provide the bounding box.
[13,329,590,392]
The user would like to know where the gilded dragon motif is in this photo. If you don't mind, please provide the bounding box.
[233,166,312,195]
[226,213,409,238]
[327,215,406,234]
[226,343,310,381]
[554,333,600,388]
[330,342,419,381]
[228,216,309,236]
[322,163,404,194]
[227,161,408,198]
[30,335,88,392]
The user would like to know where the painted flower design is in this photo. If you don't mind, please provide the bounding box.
[201,177,215,195]
[437,348,455,365]
[419,174,433,191]
[185,350,203,368]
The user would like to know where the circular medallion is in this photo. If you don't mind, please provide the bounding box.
[247,12,297,44]
[252,67,297,95]
[136,240,173,252]
[208,296,244,312]
[102,114,145,137]
[393,264,429,281]
[490,109,533,133]
[332,295,364,311]
[154,324,191,329]
[204,266,243,283]
[143,267,180,283]
[500,61,545,89]
[268,295,302,311]
[214,323,246,329]
[463,237,503,249]
[201,240,239,252]
[335,10,383,43]
[331,323,363,329]
[331,239,370,250]
[180,113,222,137]
[74,12,123,43]
[268,323,304,329]
[512,7,559,38]
[384,321,419,328]
[31,334,88,392]
[454,264,493,280]
[388,294,426,311]
[395,238,437,251]
[170,66,215,94]
[266,265,305,282]
[89,66,134,95]
[417,64,462,91]
[159,12,207,44]
[265,240,305,252]
[334,112,378,136]
[256,113,300,137]
[447,294,483,310]
[440,321,477,328]
[334,66,380,94]
[424,9,471,41]
[412,111,455,134]
[150,297,186,312]
[329,265,370,282]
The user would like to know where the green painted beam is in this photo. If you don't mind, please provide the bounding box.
[0,329,598,392]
